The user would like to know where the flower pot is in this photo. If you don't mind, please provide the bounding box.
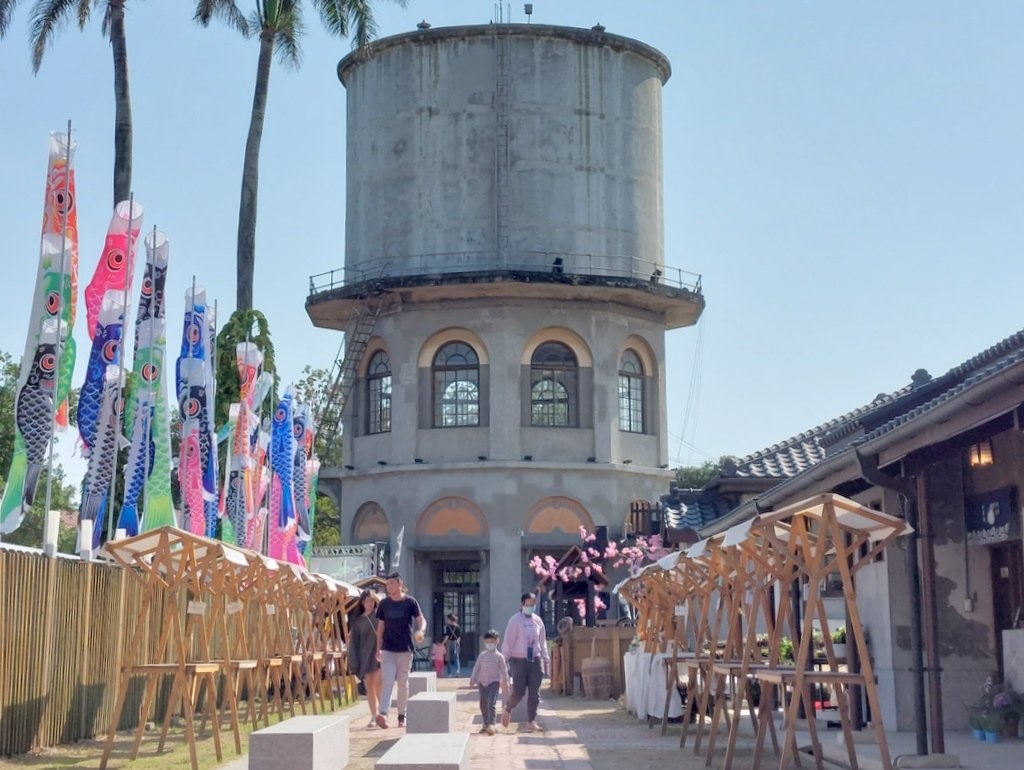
[1001,716,1020,739]
[971,728,985,740]
[984,731,1000,743]
[832,643,847,661]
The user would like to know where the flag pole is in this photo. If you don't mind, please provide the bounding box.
[140,225,158,531]
[106,193,138,543]
[41,120,73,556]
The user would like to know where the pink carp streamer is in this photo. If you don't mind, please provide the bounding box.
[221,343,262,547]
[84,201,142,342]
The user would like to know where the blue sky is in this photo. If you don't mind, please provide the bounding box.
[0,1,1021,485]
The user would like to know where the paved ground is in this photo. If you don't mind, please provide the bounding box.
[216,678,1024,770]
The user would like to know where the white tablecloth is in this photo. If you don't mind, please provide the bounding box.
[623,650,683,721]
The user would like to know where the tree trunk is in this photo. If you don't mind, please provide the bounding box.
[237,31,275,311]
[109,0,132,206]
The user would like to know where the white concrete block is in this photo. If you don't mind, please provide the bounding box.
[375,732,470,770]
[407,692,457,733]
[250,715,349,770]
[408,672,437,696]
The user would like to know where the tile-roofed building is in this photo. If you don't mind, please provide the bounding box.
[701,324,1024,535]
[685,325,1024,738]
[668,326,1024,538]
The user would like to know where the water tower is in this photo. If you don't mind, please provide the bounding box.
[306,23,704,659]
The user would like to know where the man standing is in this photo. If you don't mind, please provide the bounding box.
[375,572,426,728]
[501,592,549,732]
[443,612,462,677]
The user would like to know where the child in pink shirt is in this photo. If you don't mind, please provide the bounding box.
[431,639,447,677]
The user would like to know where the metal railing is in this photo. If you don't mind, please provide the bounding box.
[308,250,702,296]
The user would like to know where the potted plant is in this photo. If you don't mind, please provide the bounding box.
[968,708,986,740]
[831,626,847,661]
[973,675,1021,740]
[993,687,1022,738]
[979,710,1003,743]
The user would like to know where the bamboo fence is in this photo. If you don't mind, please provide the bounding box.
[0,547,171,756]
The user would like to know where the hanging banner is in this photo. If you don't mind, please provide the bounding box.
[966,486,1018,546]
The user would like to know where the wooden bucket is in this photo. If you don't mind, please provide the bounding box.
[580,635,612,700]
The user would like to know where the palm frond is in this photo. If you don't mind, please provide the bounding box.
[194,0,249,35]
[311,0,348,38]
[349,0,376,49]
[79,0,92,30]
[0,0,25,38]
[29,0,83,72]
[98,0,109,37]
[272,0,303,68]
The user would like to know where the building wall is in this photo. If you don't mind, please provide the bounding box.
[342,301,668,470]
[341,25,668,273]
[341,464,670,640]
[337,299,673,636]
[859,434,1023,731]
[329,23,687,658]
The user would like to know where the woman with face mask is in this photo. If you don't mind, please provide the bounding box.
[500,592,550,731]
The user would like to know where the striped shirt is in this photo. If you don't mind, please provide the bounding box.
[469,650,510,688]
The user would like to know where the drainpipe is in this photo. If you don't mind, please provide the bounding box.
[915,472,946,754]
[856,450,928,756]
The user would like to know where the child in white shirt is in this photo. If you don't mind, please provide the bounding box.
[469,629,510,734]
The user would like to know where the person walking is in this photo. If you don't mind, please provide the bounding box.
[431,637,447,677]
[501,592,549,732]
[375,572,426,729]
[469,629,509,735]
[443,612,462,677]
[348,590,383,727]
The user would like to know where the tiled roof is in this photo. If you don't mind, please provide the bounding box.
[728,389,911,479]
[861,337,1024,443]
[730,327,1024,481]
[662,488,729,531]
[698,326,1024,536]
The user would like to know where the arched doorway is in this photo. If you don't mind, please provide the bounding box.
[417,497,488,668]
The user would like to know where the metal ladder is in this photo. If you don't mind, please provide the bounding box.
[317,298,386,463]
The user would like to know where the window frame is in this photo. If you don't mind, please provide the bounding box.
[432,342,481,428]
[530,342,579,428]
[618,349,645,433]
[366,349,392,434]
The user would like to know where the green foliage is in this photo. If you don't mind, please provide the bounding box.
[293,365,340,464]
[214,308,276,431]
[312,492,340,547]
[0,350,19,477]
[673,455,737,490]
[831,626,847,644]
[3,465,79,553]
[778,636,795,664]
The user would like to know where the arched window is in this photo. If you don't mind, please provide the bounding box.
[432,342,480,427]
[366,350,391,434]
[531,342,578,427]
[618,349,644,433]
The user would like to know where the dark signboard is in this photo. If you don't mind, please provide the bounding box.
[966,486,1019,546]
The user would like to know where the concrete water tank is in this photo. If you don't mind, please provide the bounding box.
[338,24,671,281]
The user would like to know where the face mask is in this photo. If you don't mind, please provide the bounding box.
[522,606,535,616]
[485,642,497,652]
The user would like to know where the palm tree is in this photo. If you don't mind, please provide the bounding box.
[196,0,402,311]
[0,0,135,206]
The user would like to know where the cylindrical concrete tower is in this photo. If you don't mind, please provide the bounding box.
[307,24,703,660]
